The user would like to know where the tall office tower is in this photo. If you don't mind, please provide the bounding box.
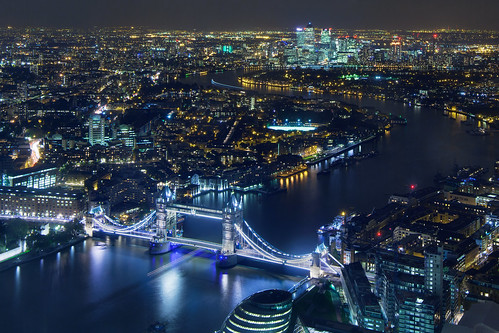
[337,37,348,52]
[303,22,315,51]
[397,294,441,333]
[320,28,332,48]
[391,36,402,61]
[424,245,444,299]
[88,114,106,146]
[117,124,136,147]
[296,28,305,48]
[431,33,438,53]
[318,29,333,63]
[346,36,358,52]
[220,289,294,333]
[342,262,385,332]
[375,247,447,332]
[17,82,28,119]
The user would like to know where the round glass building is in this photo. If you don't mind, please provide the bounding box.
[221,289,294,333]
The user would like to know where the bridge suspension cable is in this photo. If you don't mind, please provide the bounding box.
[241,220,311,260]
[93,211,157,233]
[235,221,312,264]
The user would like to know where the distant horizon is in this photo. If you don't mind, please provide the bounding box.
[2,25,499,34]
[1,0,498,32]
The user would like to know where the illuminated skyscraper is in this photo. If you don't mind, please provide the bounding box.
[391,36,402,61]
[117,124,136,147]
[320,28,332,48]
[17,82,28,119]
[88,114,106,146]
[424,245,443,299]
[318,28,334,63]
[303,22,315,51]
[296,23,315,51]
[337,37,348,52]
[296,28,305,48]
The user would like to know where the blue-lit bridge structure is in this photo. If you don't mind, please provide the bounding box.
[86,187,343,276]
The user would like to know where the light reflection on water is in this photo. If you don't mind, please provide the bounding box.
[0,238,301,333]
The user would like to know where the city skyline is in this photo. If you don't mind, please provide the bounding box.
[0,17,497,333]
[2,0,499,31]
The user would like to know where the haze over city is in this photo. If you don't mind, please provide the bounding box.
[2,0,499,30]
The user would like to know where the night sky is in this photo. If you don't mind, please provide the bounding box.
[2,0,499,30]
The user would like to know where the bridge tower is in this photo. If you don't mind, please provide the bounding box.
[217,193,243,268]
[84,213,94,237]
[310,252,322,278]
[150,186,177,254]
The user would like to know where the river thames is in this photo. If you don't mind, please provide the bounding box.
[192,71,498,253]
[0,72,497,332]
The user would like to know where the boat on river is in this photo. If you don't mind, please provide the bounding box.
[467,128,489,136]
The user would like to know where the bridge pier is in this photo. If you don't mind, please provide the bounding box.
[216,252,238,268]
[150,240,176,254]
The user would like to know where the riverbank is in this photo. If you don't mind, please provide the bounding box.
[0,235,88,273]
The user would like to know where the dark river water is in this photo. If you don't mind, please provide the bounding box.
[0,70,496,333]
[0,238,301,333]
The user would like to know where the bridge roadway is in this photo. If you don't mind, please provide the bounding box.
[167,236,222,251]
[236,248,312,270]
[165,203,223,220]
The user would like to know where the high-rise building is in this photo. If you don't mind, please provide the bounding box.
[296,28,305,48]
[296,23,315,52]
[318,28,334,63]
[117,124,136,147]
[424,245,444,299]
[375,247,446,330]
[397,293,441,333]
[337,37,348,53]
[342,262,385,332]
[320,28,332,48]
[303,22,315,51]
[17,82,28,119]
[391,36,402,61]
[88,115,106,146]
[220,289,294,333]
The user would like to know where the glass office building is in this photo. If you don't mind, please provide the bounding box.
[221,289,294,333]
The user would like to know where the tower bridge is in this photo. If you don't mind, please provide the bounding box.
[86,186,341,277]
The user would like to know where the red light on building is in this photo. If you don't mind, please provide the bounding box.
[433,34,438,39]
[377,231,381,237]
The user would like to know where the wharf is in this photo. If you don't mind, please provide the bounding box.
[306,135,378,166]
